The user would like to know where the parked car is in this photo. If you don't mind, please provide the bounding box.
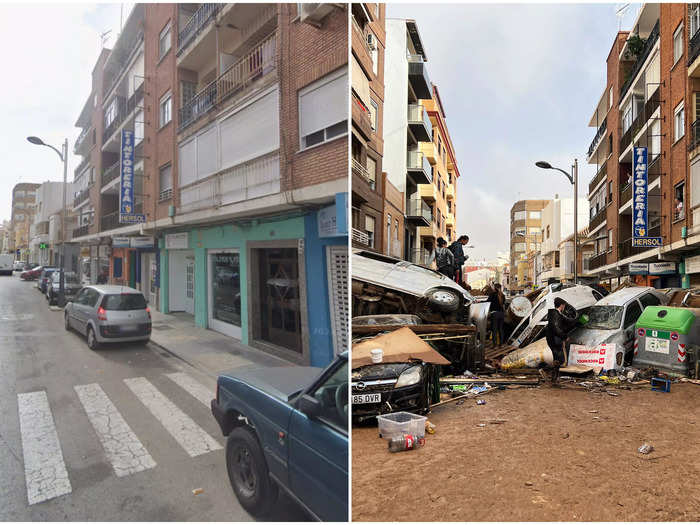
[46,271,82,305]
[569,286,668,363]
[211,352,348,521]
[36,267,58,293]
[351,250,490,348]
[64,285,151,349]
[507,284,605,348]
[0,254,14,276]
[20,265,43,280]
[13,260,29,272]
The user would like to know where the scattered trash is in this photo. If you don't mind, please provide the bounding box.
[476,399,486,405]
[625,369,640,382]
[599,375,621,385]
[192,488,204,495]
[588,410,598,414]
[562,432,570,439]
[638,443,654,455]
[455,399,465,406]
[425,421,436,434]
[651,377,671,392]
[607,391,619,397]
[487,419,507,425]
[524,481,534,487]
[469,385,489,395]
[477,423,486,427]
[388,434,424,452]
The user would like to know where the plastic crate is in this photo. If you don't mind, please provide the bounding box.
[377,411,427,440]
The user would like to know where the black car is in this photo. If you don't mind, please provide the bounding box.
[36,267,58,294]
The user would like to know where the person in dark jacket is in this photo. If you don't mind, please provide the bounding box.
[449,235,469,283]
[543,297,569,386]
[429,237,454,278]
[487,283,506,346]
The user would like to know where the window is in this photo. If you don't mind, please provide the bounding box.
[102,293,147,311]
[650,120,661,160]
[675,102,685,142]
[386,214,391,252]
[159,22,171,59]
[514,242,526,252]
[89,167,95,186]
[623,300,643,328]
[310,360,348,431]
[674,24,683,64]
[546,225,550,238]
[159,92,172,127]
[608,86,613,109]
[554,251,560,268]
[299,69,348,149]
[366,156,377,189]
[369,99,378,131]
[365,215,375,248]
[528,211,541,219]
[113,257,123,279]
[608,181,613,203]
[514,227,526,236]
[159,164,173,201]
[608,229,613,251]
[513,210,526,221]
[639,293,661,309]
[622,101,633,133]
[675,182,686,221]
[692,4,700,39]
[591,185,606,217]
[105,98,118,128]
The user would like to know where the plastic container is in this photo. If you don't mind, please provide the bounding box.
[370,348,383,363]
[377,411,427,440]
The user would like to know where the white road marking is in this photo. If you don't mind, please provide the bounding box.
[123,377,222,457]
[17,391,72,505]
[74,383,156,477]
[164,372,214,407]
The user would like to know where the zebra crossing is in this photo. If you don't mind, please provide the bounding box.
[16,372,219,505]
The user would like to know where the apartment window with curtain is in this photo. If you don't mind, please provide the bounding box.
[622,101,633,133]
[159,164,173,201]
[299,69,348,149]
[160,92,172,128]
[692,5,700,39]
[675,182,686,221]
[366,156,377,190]
[369,99,378,131]
[674,24,684,64]
[675,102,685,142]
[365,215,375,248]
[528,211,540,219]
[608,229,613,251]
[159,22,171,59]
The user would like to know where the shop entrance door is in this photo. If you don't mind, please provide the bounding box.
[207,250,241,339]
[169,250,194,313]
[184,255,195,315]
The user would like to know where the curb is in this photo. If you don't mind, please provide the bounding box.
[147,338,218,379]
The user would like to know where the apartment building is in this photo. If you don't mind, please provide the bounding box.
[558,228,596,284]
[0,221,9,253]
[538,197,589,284]
[10,183,40,261]
[586,3,700,289]
[28,181,76,266]
[509,199,548,292]
[351,3,387,253]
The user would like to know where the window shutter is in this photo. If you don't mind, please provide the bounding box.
[299,71,347,138]
[326,246,348,355]
[179,138,197,187]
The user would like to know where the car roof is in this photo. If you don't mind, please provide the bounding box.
[84,285,144,295]
[595,286,654,306]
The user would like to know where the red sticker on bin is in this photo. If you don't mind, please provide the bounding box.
[671,332,679,341]
[638,328,645,336]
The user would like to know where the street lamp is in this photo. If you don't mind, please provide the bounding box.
[27,136,68,306]
[535,159,579,284]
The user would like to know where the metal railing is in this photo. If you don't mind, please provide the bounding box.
[103,31,144,103]
[407,104,432,133]
[618,224,661,259]
[73,188,90,208]
[406,150,432,182]
[74,156,90,177]
[406,198,432,223]
[689,118,700,151]
[74,126,93,155]
[72,225,89,238]
[158,188,173,202]
[620,20,660,100]
[586,117,607,159]
[620,181,632,204]
[352,158,375,188]
[589,252,607,270]
[102,161,121,187]
[178,33,277,132]
[103,83,144,143]
[689,23,700,66]
[588,157,608,195]
[177,3,222,55]
[100,211,120,232]
[589,208,606,231]
[352,227,369,246]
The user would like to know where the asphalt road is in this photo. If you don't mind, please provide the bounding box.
[0,273,308,521]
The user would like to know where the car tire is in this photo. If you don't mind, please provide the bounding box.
[64,313,71,332]
[424,288,461,312]
[87,326,99,350]
[226,427,278,517]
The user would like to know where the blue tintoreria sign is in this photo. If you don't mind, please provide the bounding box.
[631,146,661,248]
[119,129,145,224]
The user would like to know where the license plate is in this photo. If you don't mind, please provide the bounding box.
[646,337,670,355]
[352,393,381,404]
[120,325,138,332]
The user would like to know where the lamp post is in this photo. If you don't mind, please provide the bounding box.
[535,159,579,284]
[27,136,68,305]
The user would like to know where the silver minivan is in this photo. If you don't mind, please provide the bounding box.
[64,285,151,349]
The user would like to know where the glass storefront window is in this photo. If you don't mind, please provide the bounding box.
[211,252,241,327]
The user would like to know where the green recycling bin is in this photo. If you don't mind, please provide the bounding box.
[634,306,700,374]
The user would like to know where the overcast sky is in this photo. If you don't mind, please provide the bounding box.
[388,3,640,264]
[0,2,132,224]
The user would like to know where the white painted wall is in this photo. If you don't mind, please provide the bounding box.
[34,182,75,224]
[540,198,588,255]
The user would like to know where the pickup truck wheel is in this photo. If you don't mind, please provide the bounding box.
[226,427,278,516]
[425,288,460,313]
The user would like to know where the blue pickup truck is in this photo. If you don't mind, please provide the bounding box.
[211,352,348,521]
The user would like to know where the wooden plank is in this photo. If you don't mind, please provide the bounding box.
[352,324,476,336]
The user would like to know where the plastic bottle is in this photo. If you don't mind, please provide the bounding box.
[388,434,424,452]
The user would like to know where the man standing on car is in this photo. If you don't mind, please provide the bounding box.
[543,297,569,386]
[449,235,469,283]
[429,237,454,278]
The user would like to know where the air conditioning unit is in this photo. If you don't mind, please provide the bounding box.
[300,3,336,26]
[366,33,377,51]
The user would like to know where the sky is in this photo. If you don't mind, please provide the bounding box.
[387,3,640,264]
[0,2,133,224]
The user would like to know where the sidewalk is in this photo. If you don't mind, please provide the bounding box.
[149,309,293,378]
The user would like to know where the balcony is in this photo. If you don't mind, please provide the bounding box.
[407,150,432,185]
[74,156,90,177]
[177,4,222,56]
[619,181,632,205]
[407,104,432,142]
[620,20,659,100]
[588,157,608,196]
[405,198,432,226]
[74,126,94,156]
[421,141,437,164]
[100,211,120,232]
[102,161,121,187]
[178,33,277,132]
[407,55,432,99]
[689,119,700,152]
[586,117,607,161]
[689,23,700,68]
[103,31,144,103]
[445,213,455,228]
[419,183,436,202]
[73,188,90,209]
[445,183,455,200]
[589,208,606,232]
[352,158,375,189]
[72,224,89,239]
[352,93,373,140]
[179,151,280,215]
[103,83,144,144]
[617,224,661,259]
[352,227,370,246]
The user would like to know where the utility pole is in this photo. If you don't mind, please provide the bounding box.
[573,159,578,285]
[60,138,68,305]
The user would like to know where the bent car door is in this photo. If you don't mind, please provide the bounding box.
[288,359,348,521]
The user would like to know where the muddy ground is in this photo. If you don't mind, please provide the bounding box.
[352,382,700,522]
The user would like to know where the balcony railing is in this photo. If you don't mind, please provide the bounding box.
[352,158,375,189]
[352,227,370,246]
[74,156,89,177]
[177,3,222,55]
[619,181,632,205]
[587,117,607,159]
[103,83,144,143]
[406,198,432,223]
[74,126,93,155]
[100,211,120,232]
[588,157,608,196]
[689,24,700,66]
[620,20,660,100]
[589,208,606,231]
[617,224,661,259]
[73,188,90,208]
[102,161,121,187]
[689,119,700,152]
[406,150,432,184]
[179,33,277,132]
[589,252,607,270]
[104,31,144,103]
[72,224,89,238]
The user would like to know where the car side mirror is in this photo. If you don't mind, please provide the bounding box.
[298,394,322,418]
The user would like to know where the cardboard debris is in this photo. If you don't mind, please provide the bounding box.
[352,327,451,368]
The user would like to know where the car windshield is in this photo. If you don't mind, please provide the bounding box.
[585,305,624,330]
[102,293,147,311]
